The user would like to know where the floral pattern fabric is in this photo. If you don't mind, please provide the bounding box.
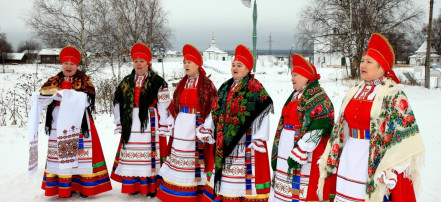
[271,79,334,171]
[326,79,420,195]
[211,74,273,192]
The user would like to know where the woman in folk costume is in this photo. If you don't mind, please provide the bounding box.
[269,54,335,202]
[157,44,217,201]
[38,46,112,198]
[201,44,273,202]
[111,42,172,197]
[317,33,424,202]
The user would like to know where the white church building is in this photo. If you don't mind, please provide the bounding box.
[409,41,441,67]
[203,35,228,61]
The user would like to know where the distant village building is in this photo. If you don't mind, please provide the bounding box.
[203,34,228,61]
[409,41,441,67]
[38,48,61,64]
[313,34,349,68]
[22,50,39,63]
[165,50,182,57]
[4,53,25,64]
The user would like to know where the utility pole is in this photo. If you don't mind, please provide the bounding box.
[252,0,258,72]
[425,0,434,89]
[267,33,274,55]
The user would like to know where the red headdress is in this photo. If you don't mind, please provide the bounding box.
[183,44,203,67]
[233,44,254,72]
[363,33,399,83]
[292,53,320,81]
[131,42,152,63]
[59,46,81,66]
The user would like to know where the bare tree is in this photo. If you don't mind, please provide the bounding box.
[146,0,172,49]
[0,32,13,64]
[422,14,441,55]
[27,0,95,72]
[298,0,422,78]
[89,0,172,82]
[17,40,41,53]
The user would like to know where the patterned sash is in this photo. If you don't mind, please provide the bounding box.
[149,106,157,173]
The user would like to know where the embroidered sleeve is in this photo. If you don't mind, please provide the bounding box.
[157,86,171,103]
[157,86,173,136]
[297,129,324,152]
[196,113,215,144]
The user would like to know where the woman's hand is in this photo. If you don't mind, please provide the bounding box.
[376,171,397,189]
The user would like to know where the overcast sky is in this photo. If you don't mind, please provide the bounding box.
[1,0,440,52]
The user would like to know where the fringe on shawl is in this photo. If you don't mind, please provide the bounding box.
[317,141,331,200]
[215,103,273,194]
[368,150,425,202]
[317,140,425,201]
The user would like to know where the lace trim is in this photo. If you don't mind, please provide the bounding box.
[159,165,208,186]
[45,167,93,175]
[114,168,158,177]
[248,141,266,153]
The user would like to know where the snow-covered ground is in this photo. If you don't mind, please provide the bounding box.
[0,57,440,201]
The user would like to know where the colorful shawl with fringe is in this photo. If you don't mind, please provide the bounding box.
[318,78,424,201]
[271,79,334,172]
[211,74,273,193]
[113,69,167,145]
[42,70,95,138]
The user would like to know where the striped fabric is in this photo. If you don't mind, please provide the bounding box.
[111,106,162,195]
[158,179,204,202]
[283,124,301,131]
[245,131,253,195]
[150,107,157,173]
[42,162,111,197]
[349,128,370,140]
[41,114,111,197]
[157,105,208,201]
[180,106,198,114]
[202,185,270,202]
[121,176,160,195]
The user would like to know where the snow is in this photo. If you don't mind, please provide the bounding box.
[39,48,62,56]
[6,53,25,60]
[0,58,440,201]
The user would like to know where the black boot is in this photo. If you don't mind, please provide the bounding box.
[79,193,88,198]
[129,191,140,196]
[147,192,156,198]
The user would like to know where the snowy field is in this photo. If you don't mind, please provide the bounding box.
[0,56,440,201]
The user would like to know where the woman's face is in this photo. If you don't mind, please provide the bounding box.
[183,59,199,77]
[360,55,385,81]
[291,72,309,90]
[62,61,78,77]
[133,58,149,75]
[231,60,249,80]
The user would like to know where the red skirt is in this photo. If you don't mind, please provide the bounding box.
[41,114,112,197]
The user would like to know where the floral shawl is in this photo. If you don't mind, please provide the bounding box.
[271,79,334,171]
[318,78,424,201]
[169,67,217,123]
[211,74,273,193]
[42,70,95,138]
[113,69,167,145]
